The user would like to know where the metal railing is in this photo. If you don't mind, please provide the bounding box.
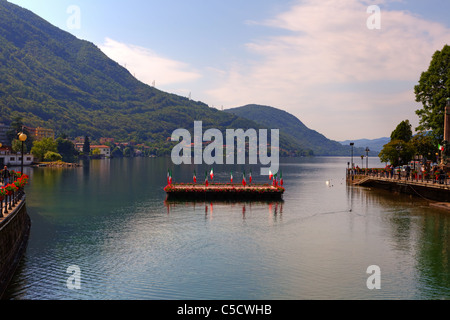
[0,187,25,217]
[347,168,450,186]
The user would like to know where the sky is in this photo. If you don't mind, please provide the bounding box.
[7,0,450,141]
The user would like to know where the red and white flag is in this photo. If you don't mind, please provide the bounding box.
[167,170,172,185]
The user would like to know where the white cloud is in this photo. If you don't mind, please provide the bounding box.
[99,38,202,89]
[204,0,450,140]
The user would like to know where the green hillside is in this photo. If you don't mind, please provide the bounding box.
[0,0,309,155]
[225,104,369,156]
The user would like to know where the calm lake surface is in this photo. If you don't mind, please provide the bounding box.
[4,157,450,300]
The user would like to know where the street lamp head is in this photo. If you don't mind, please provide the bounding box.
[350,143,354,146]
[18,133,27,142]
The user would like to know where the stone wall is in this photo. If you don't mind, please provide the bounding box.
[0,198,31,299]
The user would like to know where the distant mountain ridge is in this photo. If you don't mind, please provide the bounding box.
[0,0,307,155]
[0,0,380,158]
[339,138,390,153]
[225,104,371,156]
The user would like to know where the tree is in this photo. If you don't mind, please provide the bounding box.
[31,137,58,162]
[83,136,90,155]
[6,116,34,150]
[379,120,416,166]
[56,137,79,163]
[410,132,437,161]
[391,120,413,142]
[91,148,101,156]
[11,139,27,154]
[111,147,123,158]
[379,140,416,167]
[415,44,450,142]
[123,147,133,157]
[44,151,62,162]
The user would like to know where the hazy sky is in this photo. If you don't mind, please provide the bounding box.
[8,0,450,141]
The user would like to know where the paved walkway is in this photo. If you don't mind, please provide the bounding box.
[350,174,450,190]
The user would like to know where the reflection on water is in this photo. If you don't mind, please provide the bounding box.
[346,184,450,299]
[3,157,450,300]
[164,200,284,221]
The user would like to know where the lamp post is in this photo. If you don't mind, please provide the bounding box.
[365,147,370,174]
[18,132,27,174]
[396,145,403,180]
[350,143,354,169]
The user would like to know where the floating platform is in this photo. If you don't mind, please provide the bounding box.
[164,183,285,200]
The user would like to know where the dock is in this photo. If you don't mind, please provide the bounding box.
[347,171,450,203]
[164,183,285,200]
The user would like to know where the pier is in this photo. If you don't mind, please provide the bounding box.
[347,169,450,203]
[165,183,285,200]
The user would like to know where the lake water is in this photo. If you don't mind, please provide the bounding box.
[4,157,450,300]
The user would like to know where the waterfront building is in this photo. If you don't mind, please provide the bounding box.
[90,145,111,158]
[0,148,34,167]
[23,126,55,141]
[75,143,111,158]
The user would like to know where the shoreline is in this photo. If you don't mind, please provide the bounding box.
[32,161,81,168]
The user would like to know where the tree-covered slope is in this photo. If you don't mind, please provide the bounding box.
[225,104,368,156]
[0,0,307,155]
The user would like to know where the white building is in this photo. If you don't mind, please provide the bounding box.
[0,152,34,167]
[75,143,111,158]
[90,145,111,158]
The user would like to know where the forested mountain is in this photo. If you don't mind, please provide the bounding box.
[225,104,371,156]
[0,0,310,155]
[0,0,369,157]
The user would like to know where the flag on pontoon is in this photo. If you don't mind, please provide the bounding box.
[280,170,283,186]
[167,169,172,185]
[205,171,209,187]
[242,171,246,187]
[273,173,277,187]
[230,171,233,183]
[193,170,197,184]
[210,168,214,180]
[269,170,273,180]
[249,169,252,184]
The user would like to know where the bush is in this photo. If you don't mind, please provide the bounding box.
[44,151,63,162]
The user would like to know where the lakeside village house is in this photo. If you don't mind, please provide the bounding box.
[0,124,50,167]
[0,123,151,165]
[75,137,150,158]
[74,142,111,158]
